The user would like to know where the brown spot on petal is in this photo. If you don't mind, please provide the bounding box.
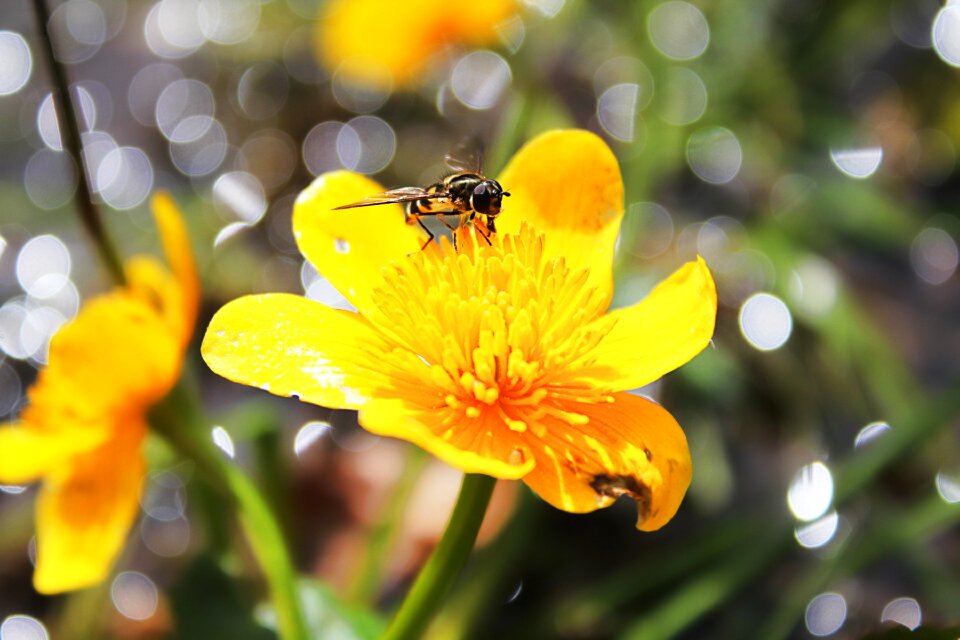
[591,473,653,525]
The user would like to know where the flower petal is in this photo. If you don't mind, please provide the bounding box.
[202,293,390,410]
[36,294,181,422]
[359,399,535,479]
[293,171,427,313]
[316,0,515,88]
[317,0,443,88]
[576,257,717,391]
[151,191,200,344]
[448,0,516,46]
[496,130,624,305]
[33,417,145,594]
[521,393,692,531]
[0,423,109,485]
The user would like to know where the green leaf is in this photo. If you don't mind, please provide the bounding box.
[259,579,385,640]
[169,555,275,640]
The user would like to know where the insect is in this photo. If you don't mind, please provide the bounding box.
[333,144,509,250]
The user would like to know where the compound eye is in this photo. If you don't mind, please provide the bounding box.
[471,183,492,213]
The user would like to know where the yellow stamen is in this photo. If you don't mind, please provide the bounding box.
[362,225,611,452]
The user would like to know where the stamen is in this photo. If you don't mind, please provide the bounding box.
[367,224,612,454]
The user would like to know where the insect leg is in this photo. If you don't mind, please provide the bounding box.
[409,213,435,250]
[435,214,461,251]
[474,217,493,246]
[436,213,459,233]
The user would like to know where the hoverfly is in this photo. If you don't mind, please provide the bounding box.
[333,143,509,250]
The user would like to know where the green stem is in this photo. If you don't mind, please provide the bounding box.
[381,474,497,640]
[29,0,126,286]
[426,489,537,640]
[225,464,307,640]
[150,383,309,640]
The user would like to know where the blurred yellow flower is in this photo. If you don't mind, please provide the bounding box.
[316,0,517,89]
[0,194,198,593]
[202,130,716,530]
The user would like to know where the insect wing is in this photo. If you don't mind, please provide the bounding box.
[444,139,484,174]
[333,187,447,210]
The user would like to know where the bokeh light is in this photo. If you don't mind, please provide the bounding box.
[24,150,78,210]
[594,56,654,111]
[332,68,390,114]
[16,235,71,299]
[794,511,839,549]
[339,115,396,174]
[880,597,921,630]
[140,471,187,522]
[236,62,288,121]
[199,0,260,45]
[301,262,353,310]
[211,426,235,458]
[597,83,639,142]
[522,0,565,18]
[0,32,33,96]
[935,471,960,504]
[804,593,847,636]
[687,127,742,184]
[97,147,154,210]
[854,421,891,448]
[128,63,184,126]
[155,79,215,142]
[787,461,834,522]
[303,121,348,176]
[0,300,32,360]
[830,147,883,179]
[169,118,227,176]
[629,202,674,259]
[647,1,710,61]
[910,226,958,285]
[294,420,332,457]
[657,67,707,125]
[0,615,48,640]
[450,51,511,110]
[932,4,960,66]
[788,256,839,318]
[110,572,159,621]
[212,171,267,225]
[141,515,191,558]
[49,0,108,63]
[739,293,792,351]
[37,87,97,151]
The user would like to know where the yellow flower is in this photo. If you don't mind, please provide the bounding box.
[316,0,517,89]
[202,130,716,530]
[0,194,198,593]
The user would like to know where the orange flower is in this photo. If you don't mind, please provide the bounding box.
[0,194,198,593]
[202,130,716,530]
[316,0,517,89]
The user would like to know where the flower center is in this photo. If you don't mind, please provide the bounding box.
[365,225,614,436]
